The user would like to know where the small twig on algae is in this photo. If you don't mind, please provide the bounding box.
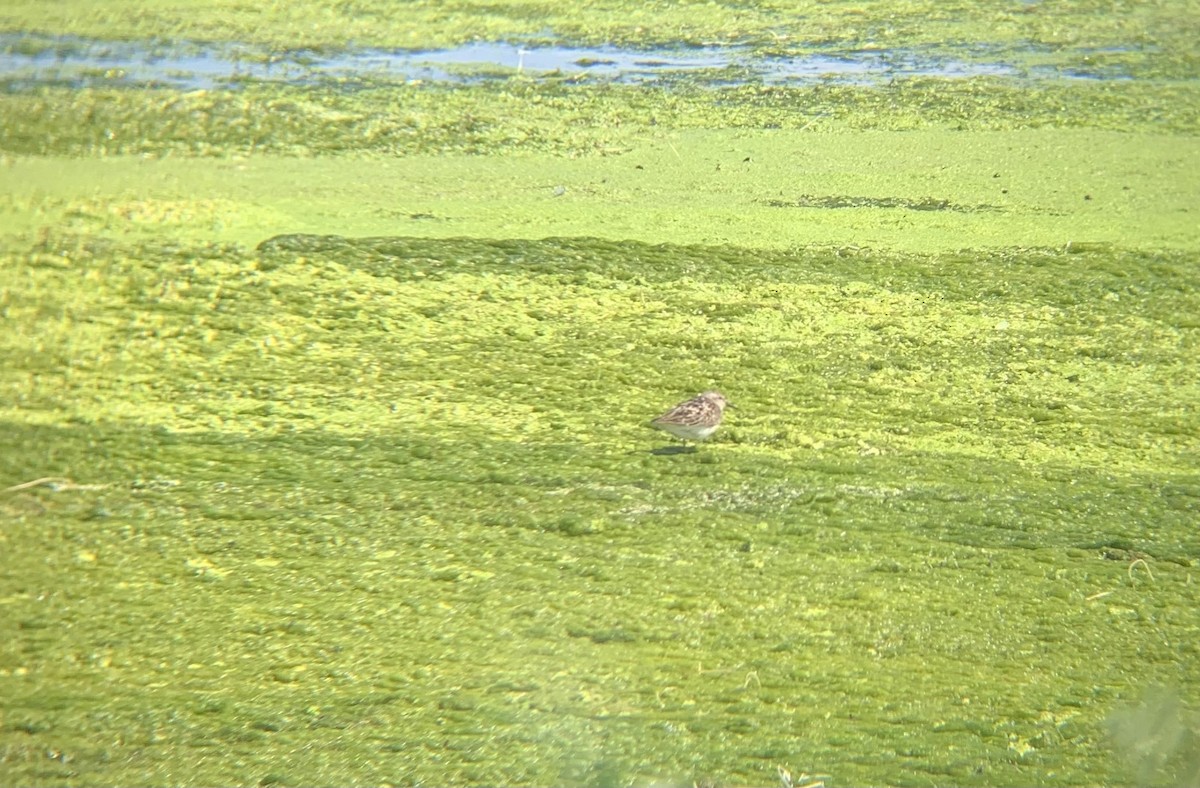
[777,765,829,788]
[3,477,71,492]
[1084,557,1156,601]
[3,477,108,493]
[1128,557,1154,583]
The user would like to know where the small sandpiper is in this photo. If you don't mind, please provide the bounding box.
[650,391,731,441]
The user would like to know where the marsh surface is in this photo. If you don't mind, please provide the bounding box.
[2,2,1198,786]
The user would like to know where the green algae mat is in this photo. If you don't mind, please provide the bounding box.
[2,3,1200,787]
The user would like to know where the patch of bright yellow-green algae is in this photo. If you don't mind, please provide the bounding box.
[3,234,1198,785]
[3,128,1198,253]
[2,4,1200,788]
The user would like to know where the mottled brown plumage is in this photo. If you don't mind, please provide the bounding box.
[650,391,730,441]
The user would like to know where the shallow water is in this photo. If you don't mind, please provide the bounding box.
[0,32,1127,91]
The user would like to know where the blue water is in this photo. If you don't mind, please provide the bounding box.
[0,33,1123,91]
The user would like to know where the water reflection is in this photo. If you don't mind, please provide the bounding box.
[0,33,1123,90]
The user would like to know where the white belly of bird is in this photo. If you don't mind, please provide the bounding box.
[655,422,718,441]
